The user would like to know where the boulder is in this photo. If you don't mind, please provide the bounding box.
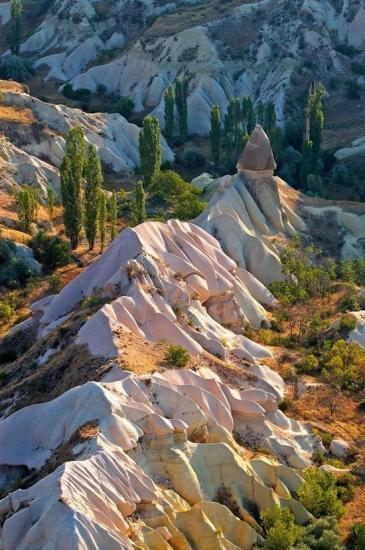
[330,438,350,458]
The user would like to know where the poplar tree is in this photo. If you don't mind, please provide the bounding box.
[46,187,55,224]
[109,191,117,241]
[265,102,277,135]
[242,97,255,133]
[224,98,242,161]
[300,139,314,188]
[84,144,103,250]
[9,0,22,56]
[98,190,107,253]
[256,101,265,126]
[16,187,38,234]
[164,85,175,145]
[60,126,85,249]
[131,181,146,226]
[210,104,221,169]
[305,82,324,164]
[175,77,189,142]
[139,115,161,188]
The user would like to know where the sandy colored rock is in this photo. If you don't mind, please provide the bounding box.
[237,125,276,172]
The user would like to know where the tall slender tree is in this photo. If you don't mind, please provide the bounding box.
[300,139,314,188]
[264,102,277,134]
[210,104,221,169]
[305,82,324,165]
[224,98,242,161]
[109,191,117,241]
[256,101,265,126]
[139,116,161,188]
[98,190,107,253]
[131,181,146,226]
[242,97,255,133]
[84,144,103,250]
[16,187,38,234]
[175,77,189,142]
[9,0,22,56]
[60,126,85,249]
[164,85,175,145]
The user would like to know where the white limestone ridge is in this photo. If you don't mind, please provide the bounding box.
[30,220,275,363]
[0,84,173,198]
[0,2,363,136]
[195,126,365,286]
[0,366,322,548]
[0,136,60,198]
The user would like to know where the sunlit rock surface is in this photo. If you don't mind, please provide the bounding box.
[0,367,320,549]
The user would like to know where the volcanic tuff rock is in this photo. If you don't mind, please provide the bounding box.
[195,168,365,286]
[0,81,173,199]
[1,1,363,139]
[237,125,277,173]
[29,220,274,363]
[0,367,320,548]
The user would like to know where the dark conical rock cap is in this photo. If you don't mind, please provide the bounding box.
[237,124,277,172]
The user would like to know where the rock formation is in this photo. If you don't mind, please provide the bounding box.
[28,220,274,363]
[0,1,363,141]
[0,366,320,548]
[237,125,276,173]
[195,128,365,286]
[0,81,173,200]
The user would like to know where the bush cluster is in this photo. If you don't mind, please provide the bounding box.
[164,344,190,368]
[150,170,206,221]
[30,232,71,269]
[0,238,36,288]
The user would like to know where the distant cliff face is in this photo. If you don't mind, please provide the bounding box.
[0,0,364,143]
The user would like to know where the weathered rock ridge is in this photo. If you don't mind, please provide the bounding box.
[0,367,321,548]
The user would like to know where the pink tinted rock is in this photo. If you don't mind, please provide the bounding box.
[237,125,277,172]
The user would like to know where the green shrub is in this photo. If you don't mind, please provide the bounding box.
[320,339,365,391]
[30,232,71,268]
[336,472,356,503]
[331,164,351,187]
[81,294,107,311]
[150,170,189,204]
[348,523,365,550]
[0,238,16,263]
[0,301,13,324]
[302,516,343,550]
[115,96,135,119]
[321,431,333,448]
[173,191,206,221]
[0,256,35,288]
[164,344,190,368]
[258,329,273,345]
[0,55,34,81]
[297,468,345,518]
[182,148,206,169]
[278,397,293,412]
[62,83,92,101]
[7,291,19,309]
[281,364,296,381]
[296,354,319,374]
[346,80,361,100]
[351,62,365,76]
[339,314,357,334]
[260,506,303,550]
[48,274,61,293]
